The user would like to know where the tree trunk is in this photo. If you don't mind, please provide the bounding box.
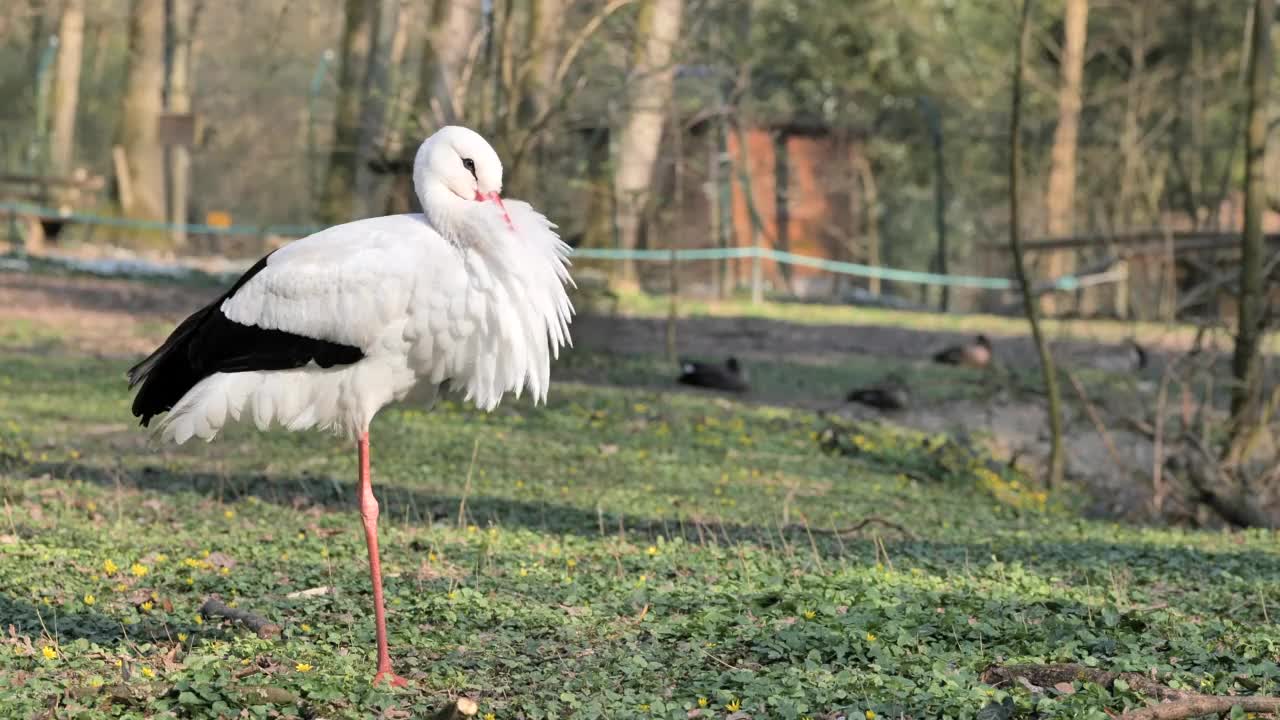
[428,0,483,125]
[851,142,881,297]
[921,98,949,311]
[50,0,85,179]
[352,0,388,218]
[1011,0,1065,489]
[1041,0,1088,315]
[508,0,566,194]
[523,0,565,124]
[772,130,792,292]
[613,0,684,289]
[320,0,374,225]
[708,122,726,298]
[119,0,166,221]
[165,0,197,248]
[1230,0,1276,440]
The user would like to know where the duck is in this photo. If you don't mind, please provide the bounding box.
[1078,339,1148,373]
[677,356,749,393]
[932,334,992,368]
[846,376,910,411]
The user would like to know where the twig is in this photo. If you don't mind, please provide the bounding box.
[1152,364,1173,515]
[457,437,480,530]
[875,534,893,571]
[1063,369,1127,470]
[199,597,281,639]
[284,586,334,600]
[782,515,917,540]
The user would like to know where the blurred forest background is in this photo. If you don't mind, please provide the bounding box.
[0,0,1270,316]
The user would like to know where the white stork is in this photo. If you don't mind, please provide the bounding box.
[127,125,574,686]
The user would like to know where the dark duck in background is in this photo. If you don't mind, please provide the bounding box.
[932,334,993,368]
[677,356,749,393]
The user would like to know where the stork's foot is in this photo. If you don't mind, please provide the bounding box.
[373,669,409,688]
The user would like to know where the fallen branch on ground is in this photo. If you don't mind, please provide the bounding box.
[235,686,301,705]
[284,586,334,599]
[982,663,1187,702]
[781,516,917,540]
[982,663,1280,720]
[1120,695,1280,720]
[199,597,281,639]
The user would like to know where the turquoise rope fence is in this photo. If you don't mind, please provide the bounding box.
[3,200,1106,291]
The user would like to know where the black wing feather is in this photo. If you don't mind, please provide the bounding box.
[128,253,364,427]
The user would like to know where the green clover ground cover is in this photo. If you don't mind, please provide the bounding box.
[2,348,1279,719]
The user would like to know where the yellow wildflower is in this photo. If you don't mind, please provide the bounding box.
[88,677,104,688]
[484,715,496,720]
[866,711,876,720]
[566,559,577,569]
[866,632,877,642]
[726,699,741,712]
[698,697,708,708]
[638,704,650,712]
[301,623,311,632]
[177,633,188,642]
[295,662,313,672]
[220,567,230,575]
[130,563,148,578]
[154,554,168,563]
[803,610,816,620]
[224,509,235,519]
[41,646,57,660]
[140,601,154,612]
[646,546,658,556]
[201,549,210,558]
[103,559,118,575]
[140,667,155,679]
[83,594,95,606]
[194,614,203,625]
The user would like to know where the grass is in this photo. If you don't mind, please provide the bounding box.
[2,333,1279,719]
[611,288,1267,353]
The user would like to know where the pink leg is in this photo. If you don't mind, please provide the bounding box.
[357,432,407,688]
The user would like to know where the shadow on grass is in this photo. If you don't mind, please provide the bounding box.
[19,459,1280,583]
[0,592,222,648]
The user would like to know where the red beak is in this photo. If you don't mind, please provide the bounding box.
[475,190,514,232]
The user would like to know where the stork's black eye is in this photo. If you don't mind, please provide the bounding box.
[462,158,476,178]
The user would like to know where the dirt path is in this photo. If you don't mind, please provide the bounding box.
[1,270,1188,370]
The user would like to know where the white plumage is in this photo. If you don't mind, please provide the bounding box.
[127,125,574,686]
[142,130,573,445]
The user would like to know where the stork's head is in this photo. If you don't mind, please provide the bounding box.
[414,126,511,228]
